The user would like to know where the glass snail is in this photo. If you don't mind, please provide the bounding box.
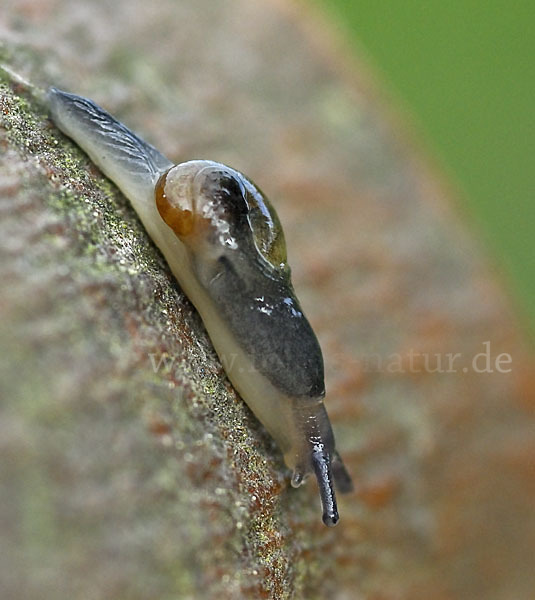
[48,88,353,526]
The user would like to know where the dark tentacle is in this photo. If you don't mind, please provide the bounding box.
[311,446,339,527]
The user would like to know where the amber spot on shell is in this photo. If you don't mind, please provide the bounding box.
[155,171,194,237]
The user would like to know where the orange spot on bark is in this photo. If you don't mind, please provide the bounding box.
[357,474,399,509]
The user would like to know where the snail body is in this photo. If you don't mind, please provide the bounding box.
[48,88,353,526]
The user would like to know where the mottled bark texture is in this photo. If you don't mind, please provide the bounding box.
[1,1,533,599]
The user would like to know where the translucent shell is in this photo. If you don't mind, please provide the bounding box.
[244,180,288,273]
[155,161,289,276]
[155,168,195,238]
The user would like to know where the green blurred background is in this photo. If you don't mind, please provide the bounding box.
[314,0,534,335]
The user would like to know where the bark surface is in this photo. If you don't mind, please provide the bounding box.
[1,1,533,598]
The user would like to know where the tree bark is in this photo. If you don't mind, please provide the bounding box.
[1,1,533,598]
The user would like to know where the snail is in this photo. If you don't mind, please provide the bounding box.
[48,88,353,526]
